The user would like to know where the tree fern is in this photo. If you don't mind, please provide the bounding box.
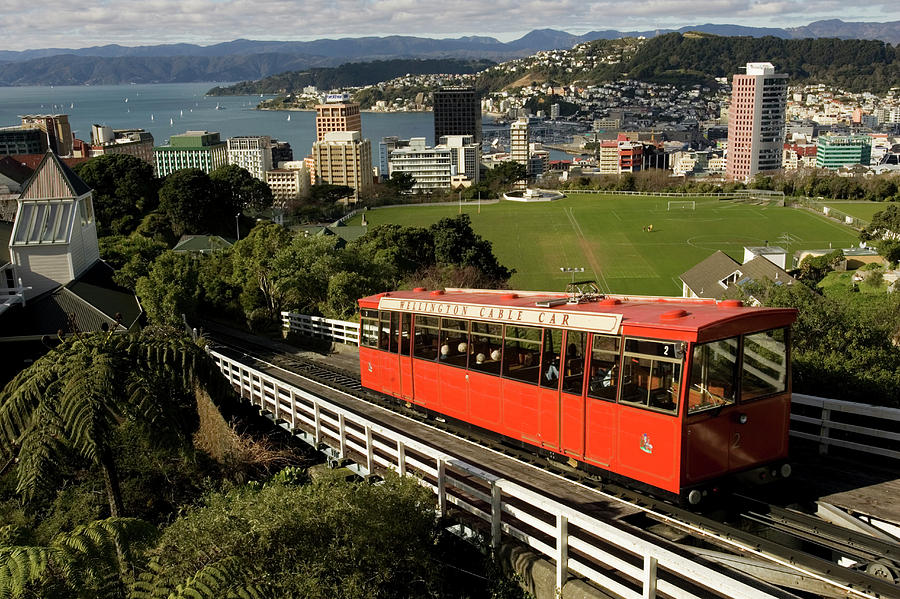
[0,517,154,599]
[131,556,264,599]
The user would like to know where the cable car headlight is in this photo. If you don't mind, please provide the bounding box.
[738,413,748,425]
[780,463,792,478]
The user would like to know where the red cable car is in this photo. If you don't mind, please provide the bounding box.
[357,285,797,504]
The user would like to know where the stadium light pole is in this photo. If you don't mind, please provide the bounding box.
[235,213,241,241]
[560,267,584,283]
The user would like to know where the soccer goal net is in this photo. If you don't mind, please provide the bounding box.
[667,200,695,210]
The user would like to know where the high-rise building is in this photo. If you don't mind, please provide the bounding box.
[312,131,373,201]
[20,114,73,156]
[265,161,310,205]
[0,127,46,156]
[434,87,482,144]
[815,135,872,169]
[379,136,409,180]
[271,140,293,167]
[440,135,481,183]
[725,62,788,182]
[315,101,361,142]
[89,125,154,165]
[227,136,272,180]
[510,118,530,169]
[154,130,228,177]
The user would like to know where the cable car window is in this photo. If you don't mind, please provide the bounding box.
[399,313,411,356]
[470,321,502,376]
[377,311,392,351]
[413,315,440,360]
[390,311,401,353]
[619,338,683,415]
[439,318,469,368]
[741,328,787,401]
[360,309,379,348]
[588,334,621,401]
[688,338,738,414]
[502,325,542,385]
[540,329,563,389]
[562,331,587,395]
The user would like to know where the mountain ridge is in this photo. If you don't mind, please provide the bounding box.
[1,20,899,86]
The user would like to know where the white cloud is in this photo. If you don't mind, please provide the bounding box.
[0,0,891,50]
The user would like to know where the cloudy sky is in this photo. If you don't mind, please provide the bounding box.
[0,0,893,51]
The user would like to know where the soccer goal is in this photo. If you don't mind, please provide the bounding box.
[667,200,696,211]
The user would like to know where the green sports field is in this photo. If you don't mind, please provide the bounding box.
[819,201,889,222]
[349,194,859,295]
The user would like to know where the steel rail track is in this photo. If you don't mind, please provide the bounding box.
[203,328,899,599]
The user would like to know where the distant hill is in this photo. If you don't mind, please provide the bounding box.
[1,20,899,86]
[474,33,900,93]
[208,59,495,96]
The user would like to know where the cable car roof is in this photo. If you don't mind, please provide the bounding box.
[358,287,797,342]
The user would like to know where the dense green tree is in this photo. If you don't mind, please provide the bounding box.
[210,164,274,214]
[861,204,900,264]
[158,169,219,238]
[347,223,435,282]
[99,234,168,290]
[229,222,294,318]
[309,183,355,204]
[74,155,157,237]
[135,473,441,599]
[796,249,844,286]
[383,171,416,195]
[0,328,219,517]
[430,215,512,285]
[135,252,201,327]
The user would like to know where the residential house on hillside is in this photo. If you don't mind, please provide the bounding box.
[0,152,141,381]
[680,249,796,300]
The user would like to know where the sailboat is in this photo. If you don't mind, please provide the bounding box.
[150,114,154,121]
[170,118,174,126]
[124,98,128,103]
[287,114,291,121]
[180,109,184,117]
[70,103,74,109]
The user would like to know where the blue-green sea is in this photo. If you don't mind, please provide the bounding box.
[0,82,439,158]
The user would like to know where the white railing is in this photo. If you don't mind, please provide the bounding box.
[209,349,789,599]
[562,189,784,199]
[281,312,359,345]
[790,394,900,460]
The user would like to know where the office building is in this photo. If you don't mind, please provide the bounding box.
[379,136,409,180]
[440,135,480,183]
[725,62,788,182]
[154,130,228,177]
[388,138,452,191]
[271,140,293,166]
[0,127,46,156]
[312,131,373,200]
[19,114,73,156]
[265,162,311,204]
[227,136,272,180]
[315,101,361,142]
[434,87,481,144]
[89,125,154,165]
[815,135,872,169]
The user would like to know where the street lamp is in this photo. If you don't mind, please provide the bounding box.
[235,213,241,240]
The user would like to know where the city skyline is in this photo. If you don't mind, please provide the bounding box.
[0,2,897,52]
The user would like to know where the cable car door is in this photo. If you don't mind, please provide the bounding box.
[397,313,414,400]
[559,331,587,459]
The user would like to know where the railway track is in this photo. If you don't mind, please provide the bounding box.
[203,326,900,599]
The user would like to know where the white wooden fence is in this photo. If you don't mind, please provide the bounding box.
[209,349,792,599]
[790,394,900,460]
[280,313,900,462]
[281,312,359,345]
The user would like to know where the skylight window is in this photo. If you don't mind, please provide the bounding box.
[11,201,74,245]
